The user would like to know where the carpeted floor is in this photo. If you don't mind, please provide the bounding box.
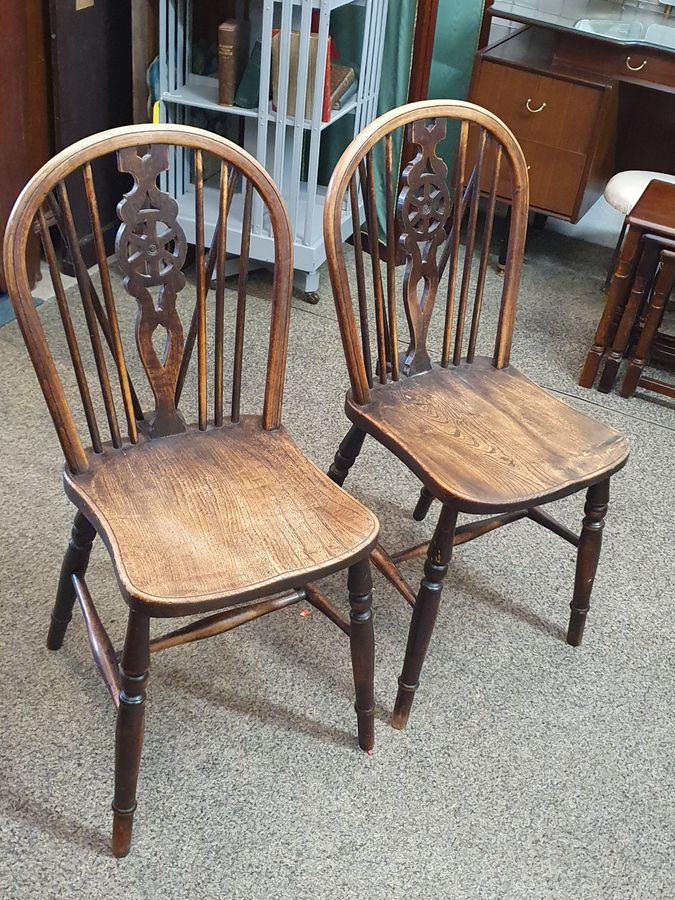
[0,228,673,899]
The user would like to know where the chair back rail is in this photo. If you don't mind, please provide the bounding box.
[3,125,294,474]
[324,100,529,406]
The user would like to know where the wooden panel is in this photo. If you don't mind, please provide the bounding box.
[0,1,51,290]
[64,419,379,615]
[473,60,604,155]
[467,130,588,219]
[520,140,588,218]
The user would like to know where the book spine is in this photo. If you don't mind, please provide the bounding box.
[321,37,332,123]
[218,22,239,106]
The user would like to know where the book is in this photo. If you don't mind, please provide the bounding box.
[332,78,357,110]
[329,64,354,108]
[218,19,249,106]
[271,31,332,122]
[234,40,262,109]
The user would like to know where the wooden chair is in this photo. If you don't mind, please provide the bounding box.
[323,100,629,730]
[3,124,379,857]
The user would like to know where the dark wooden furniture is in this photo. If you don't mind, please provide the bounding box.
[621,247,675,400]
[469,11,675,223]
[580,179,675,391]
[0,0,51,290]
[3,124,379,858]
[323,100,629,729]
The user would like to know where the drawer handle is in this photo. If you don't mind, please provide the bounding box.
[525,98,546,113]
[626,56,647,71]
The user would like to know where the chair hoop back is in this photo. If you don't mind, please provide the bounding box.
[323,100,530,405]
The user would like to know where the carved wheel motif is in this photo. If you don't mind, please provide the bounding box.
[397,118,451,375]
[116,145,188,437]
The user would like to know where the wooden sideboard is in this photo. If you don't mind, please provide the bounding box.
[469,18,675,222]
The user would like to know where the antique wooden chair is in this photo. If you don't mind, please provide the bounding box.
[323,101,629,730]
[3,124,379,857]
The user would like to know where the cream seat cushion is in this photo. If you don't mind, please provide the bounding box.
[604,171,675,216]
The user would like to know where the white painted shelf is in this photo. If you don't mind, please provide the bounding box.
[159,0,388,294]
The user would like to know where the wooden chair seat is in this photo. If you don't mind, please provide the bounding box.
[345,357,629,513]
[64,417,379,617]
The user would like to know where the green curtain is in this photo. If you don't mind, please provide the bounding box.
[319,0,485,217]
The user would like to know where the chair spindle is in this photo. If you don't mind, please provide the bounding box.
[362,154,388,384]
[82,163,138,444]
[348,176,374,388]
[214,162,229,426]
[37,207,103,453]
[231,178,253,424]
[194,149,207,430]
[56,180,122,448]
[453,128,486,365]
[384,132,399,381]
[441,120,468,367]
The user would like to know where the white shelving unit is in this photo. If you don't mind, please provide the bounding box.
[158,0,389,295]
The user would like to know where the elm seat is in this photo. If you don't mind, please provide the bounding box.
[64,418,380,616]
[345,358,629,514]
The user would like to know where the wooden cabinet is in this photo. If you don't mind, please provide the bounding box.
[469,21,675,223]
[469,28,615,221]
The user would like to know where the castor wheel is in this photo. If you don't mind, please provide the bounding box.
[303,291,320,305]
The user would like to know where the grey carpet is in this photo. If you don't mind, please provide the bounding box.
[0,228,673,899]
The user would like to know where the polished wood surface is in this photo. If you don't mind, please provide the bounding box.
[324,100,629,727]
[65,419,378,616]
[345,357,628,513]
[4,124,378,857]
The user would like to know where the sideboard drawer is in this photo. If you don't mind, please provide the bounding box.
[555,33,675,89]
[473,60,605,156]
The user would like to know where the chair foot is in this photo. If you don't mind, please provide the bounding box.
[391,679,417,730]
[348,558,375,752]
[112,610,150,858]
[111,806,136,858]
[327,425,366,487]
[413,486,434,522]
[567,479,610,647]
[47,511,96,650]
[392,505,458,728]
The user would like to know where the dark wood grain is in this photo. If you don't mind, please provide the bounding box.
[567,479,610,646]
[391,504,458,730]
[398,117,451,376]
[345,357,628,513]
[47,511,97,650]
[64,419,379,617]
[348,558,375,751]
[116,144,188,439]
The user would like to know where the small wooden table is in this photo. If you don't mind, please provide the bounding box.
[579,178,675,390]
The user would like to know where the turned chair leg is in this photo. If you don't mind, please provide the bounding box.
[347,558,375,752]
[392,505,458,730]
[413,485,435,521]
[567,479,610,647]
[327,424,366,487]
[47,511,97,650]
[112,610,150,858]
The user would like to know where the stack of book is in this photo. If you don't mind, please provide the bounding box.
[218,24,357,121]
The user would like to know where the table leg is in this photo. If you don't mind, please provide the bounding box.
[579,227,641,388]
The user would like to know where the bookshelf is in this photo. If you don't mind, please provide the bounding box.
[158,0,389,297]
